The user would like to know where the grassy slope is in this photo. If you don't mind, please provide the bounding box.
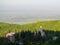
[0,20,60,37]
[0,22,21,37]
[22,20,60,31]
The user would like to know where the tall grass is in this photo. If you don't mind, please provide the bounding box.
[0,20,60,37]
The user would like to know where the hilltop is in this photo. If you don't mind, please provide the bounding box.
[23,20,60,31]
[0,20,60,37]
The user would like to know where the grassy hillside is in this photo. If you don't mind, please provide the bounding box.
[22,20,60,31]
[0,22,21,37]
[0,20,60,37]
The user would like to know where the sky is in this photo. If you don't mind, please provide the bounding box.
[0,0,60,24]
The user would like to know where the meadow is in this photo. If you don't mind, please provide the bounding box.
[0,20,60,37]
[0,20,60,45]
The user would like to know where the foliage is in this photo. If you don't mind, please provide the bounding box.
[0,30,60,45]
[0,20,60,37]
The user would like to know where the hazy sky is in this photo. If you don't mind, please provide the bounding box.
[0,0,60,24]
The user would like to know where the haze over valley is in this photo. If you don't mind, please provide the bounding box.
[0,0,60,24]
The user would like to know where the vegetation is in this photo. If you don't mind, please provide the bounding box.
[0,30,60,45]
[22,20,60,31]
[0,20,60,37]
[0,20,60,45]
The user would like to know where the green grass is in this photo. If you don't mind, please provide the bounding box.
[0,20,60,37]
[22,20,60,31]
